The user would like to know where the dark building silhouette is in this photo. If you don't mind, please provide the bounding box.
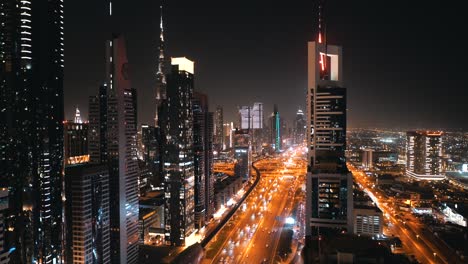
[234,129,251,181]
[0,189,9,263]
[0,1,65,262]
[193,92,215,228]
[160,57,196,246]
[141,124,163,188]
[214,106,224,151]
[88,84,109,165]
[65,164,110,264]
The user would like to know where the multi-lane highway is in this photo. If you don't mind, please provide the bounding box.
[203,148,306,264]
[349,164,460,264]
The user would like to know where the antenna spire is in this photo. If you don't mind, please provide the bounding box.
[318,0,324,43]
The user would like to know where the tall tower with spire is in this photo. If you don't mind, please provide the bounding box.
[305,0,353,237]
[155,4,167,127]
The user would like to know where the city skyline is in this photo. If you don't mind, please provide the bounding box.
[2,1,468,264]
[64,0,468,129]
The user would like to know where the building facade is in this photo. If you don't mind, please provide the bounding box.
[193,92,215,228]
[234,129,251,181]
[160,57,196,246]
[238,102,263,130]
[88,84,109,165]
[306,37,353,236]
[214,106,224,151]
[353,206,383,237]
[65,164,110,264]
[406,131,444,180]
[105,35,139,264]
[141,124,163,188]
[361,149,373,170]
[294,109,306,145]
[0,1,64,262]
[0,189,9,264]
[64,108,89,165]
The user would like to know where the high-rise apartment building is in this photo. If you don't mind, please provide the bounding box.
[65,164,110,264]
[160,57,196,246]
[406,131,444,180]
[306,5,353,235]
[105,35,139,264]
[0,1,64,262]
[214,106,224,151]
[361,149,374,170]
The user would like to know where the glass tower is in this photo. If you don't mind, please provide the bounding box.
[105,35,139,264]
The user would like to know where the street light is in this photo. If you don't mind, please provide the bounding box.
[416,234,419,240]
[433,252,437,261]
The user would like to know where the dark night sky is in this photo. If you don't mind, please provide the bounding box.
[65,1,468,130]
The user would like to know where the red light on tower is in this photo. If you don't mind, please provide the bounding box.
[319,53,326,72]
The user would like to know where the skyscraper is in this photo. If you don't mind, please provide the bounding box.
[406,131,444,180]
[65,164,110,264]
[160,57,196,246]
[270,104,281,152]
[105,35,139,264]
[154,5,167,127]
[306,2,353,236]
[193,92,215,228]
[214,106,224,151]
[234,129,252,181]
[294,108,306,144]
[0,1,64,262]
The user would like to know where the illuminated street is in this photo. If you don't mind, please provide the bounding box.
[203,147,307,264]
[349,163,461,264]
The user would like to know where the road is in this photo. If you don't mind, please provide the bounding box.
[203,148,307,264]
[349,163,459,264]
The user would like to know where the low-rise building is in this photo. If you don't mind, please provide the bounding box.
[353,205,383,237]
[214,174,243,211]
